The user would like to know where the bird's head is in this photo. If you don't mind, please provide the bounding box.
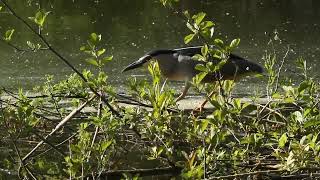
[122,54,153,72]
[224,54,264,80]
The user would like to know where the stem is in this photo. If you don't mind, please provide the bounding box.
[274,45,290,92]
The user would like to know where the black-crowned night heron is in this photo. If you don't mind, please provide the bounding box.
[122,46,263,104]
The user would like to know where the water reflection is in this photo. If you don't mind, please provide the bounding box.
[0,0,318,93]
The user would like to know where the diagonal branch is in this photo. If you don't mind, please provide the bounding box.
[0,0,120,117]
[22,95,96,162]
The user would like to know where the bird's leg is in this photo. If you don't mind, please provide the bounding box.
[200,90,216,109]
[193,89,216,113]
[175,81,191,102]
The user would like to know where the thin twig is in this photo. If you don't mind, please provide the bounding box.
[274,45,290,92]
[87,166,182,179]
[27,133,77,163]
[22,95,96,162]
[12,140,38,179]
[88,96,103,160]
[208,170,283,179]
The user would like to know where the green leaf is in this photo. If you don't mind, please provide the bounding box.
[90,33,101,43]
[195,64,207,72]
[214,38,224,47]
[26,41,35,49]
[271,92,281,99]
[284,97,295,103]
[304,118,320,128]
[80,46,86,51]
[0,6,2,11]
[210,27,214,37]
[278,133,288,148]
[200,120,209,133]
[282,85,294,93]
[230,38,240,49]
[292,111,304,123]
[97,48,106,56]
[192,54,205,61]
[102,55,113,63]
[300,135,307,145]
[183,10,190,19]
[4,29,15,41]
[85,58,99,66]
[233,98,241,110]
[192,12,206,25]
[194,72,207,84]
[298,80,310,93]
[184,33,195,44]
[101,140,113,151]
[29,11,50,27]
[186,22,196,33]
[201,44,208,56]
[200,21,214,29]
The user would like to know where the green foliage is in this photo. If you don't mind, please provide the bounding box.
[3,29,14,42]
[159,0,179,7]
[29,10,50,27]
[80,33,113,70]
[184,11,215,43]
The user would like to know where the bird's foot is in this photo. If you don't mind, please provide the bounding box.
[191,105,205,115]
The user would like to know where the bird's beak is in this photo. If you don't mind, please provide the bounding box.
[122,55,152,72]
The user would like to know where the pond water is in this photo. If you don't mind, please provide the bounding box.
[0,0,319,95]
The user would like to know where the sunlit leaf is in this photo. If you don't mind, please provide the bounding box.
[230,38,240,49]
[184,33,195,44]
[186,22,196,33]
[299,135,307,145]
[90,33,101,43]
[292,111,304,123]
[85,58,99,66]
[183,10,190,19]
[29,11,50,27]
[200,120,209,133]
[26,41,35,49]
[101,140,113,151]
[97,48,106,56]
[214,38,224,48]
[192,12,206,25]
[4,29,15,41]
[195,64,207,72]
[201,44,208,56]
[298,80,310,94]
[201,21,214,29]
[192,54,205,61]
[278,133,288,148]
[102,55,113,63]
[284,97,294,103]
[79,46,86,51]
[210,27,215,37]
[303,118,320,128]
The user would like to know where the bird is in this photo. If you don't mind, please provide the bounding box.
[122,46,264,108]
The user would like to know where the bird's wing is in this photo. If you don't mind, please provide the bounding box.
[174,46,246,63]
[173,46,202,56]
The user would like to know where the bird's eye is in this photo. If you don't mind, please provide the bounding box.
[246,67,250,71]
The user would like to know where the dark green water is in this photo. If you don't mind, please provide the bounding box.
[0,0,319,94]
